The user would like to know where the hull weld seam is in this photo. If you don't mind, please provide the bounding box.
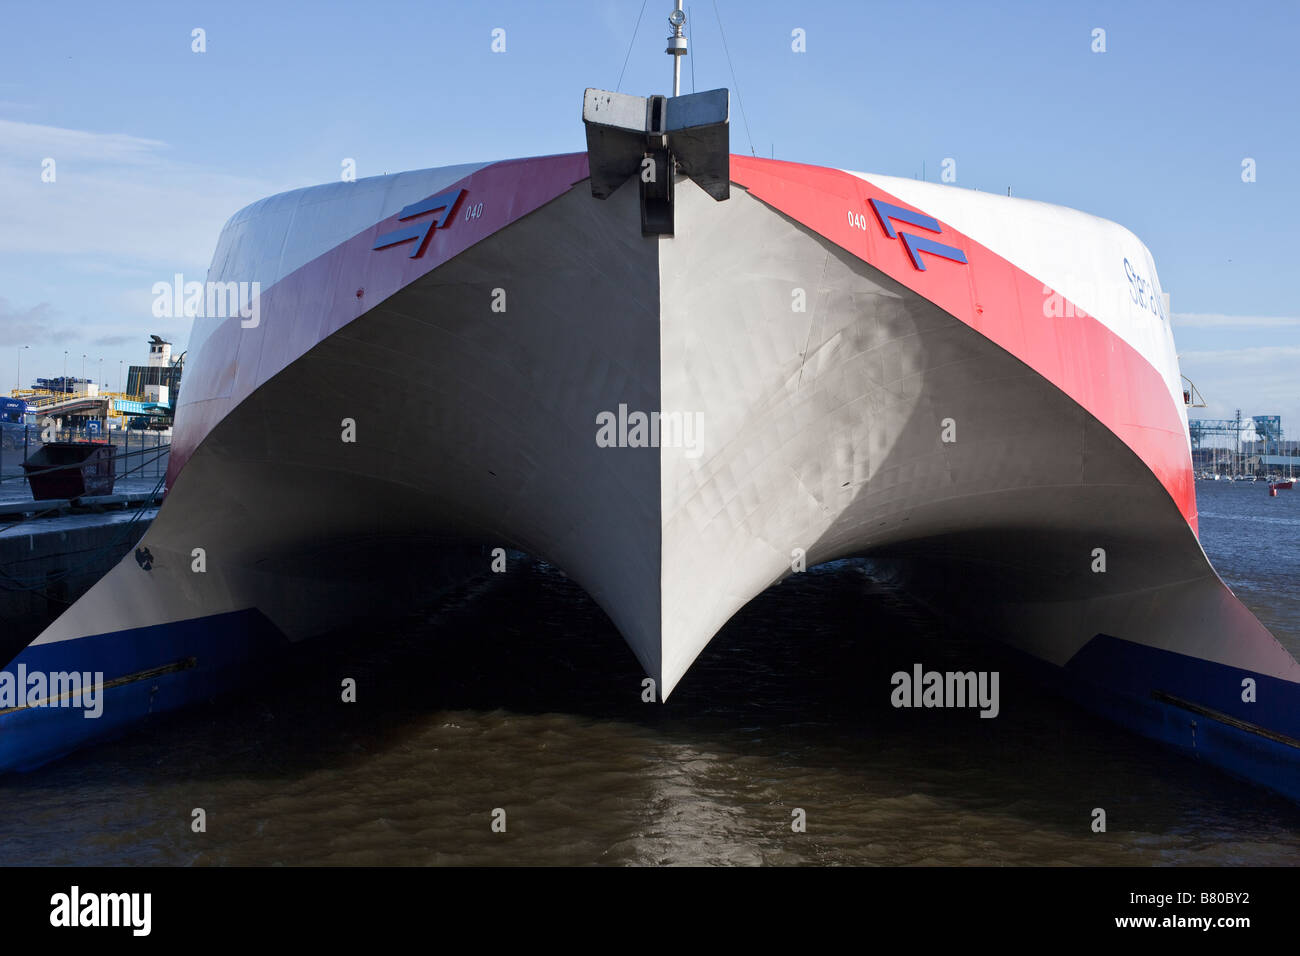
[1151,690,1300,749]
[0,657,198,717]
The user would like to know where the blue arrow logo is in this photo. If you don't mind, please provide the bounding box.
[869,198,968,271]
[373,188,465,258]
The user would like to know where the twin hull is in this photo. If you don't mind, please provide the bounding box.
[8,153,1300,800]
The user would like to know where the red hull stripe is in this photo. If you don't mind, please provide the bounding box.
[171,152,1195,535]
[731,156,1197,534]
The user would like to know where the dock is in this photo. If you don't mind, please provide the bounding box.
[0,477,161,661]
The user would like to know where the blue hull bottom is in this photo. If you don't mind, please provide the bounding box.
[0,610,288,771]
[1053,635,1300,803]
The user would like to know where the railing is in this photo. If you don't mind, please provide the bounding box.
[0,424,171,485]
[1181,374,1207,408]
[10,388,151,409]
[13,389,66,409]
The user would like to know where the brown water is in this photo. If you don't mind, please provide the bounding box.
[1,479,1298,865]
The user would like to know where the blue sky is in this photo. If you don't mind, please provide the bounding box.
[1,0,1297,429]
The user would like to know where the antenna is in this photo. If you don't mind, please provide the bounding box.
[667,2,687,96]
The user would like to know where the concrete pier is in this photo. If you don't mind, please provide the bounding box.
[0,483,159,663]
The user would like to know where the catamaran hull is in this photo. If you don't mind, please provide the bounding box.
[6,152,1300,801]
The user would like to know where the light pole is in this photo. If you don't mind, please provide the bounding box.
[81,354,86,393]
[63,350,68,392]
[118,360,123,394]
[16,344,28,392]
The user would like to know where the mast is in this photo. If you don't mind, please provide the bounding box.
[667,3,687,96]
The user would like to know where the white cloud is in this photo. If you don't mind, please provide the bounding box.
[1172,312,1300,329]
[1180,347,1300,423]
[1181,346,1300,364]
[0,119,275,382]
[0,118,167,164]
[0,298,81,346]
[0,119,279,270]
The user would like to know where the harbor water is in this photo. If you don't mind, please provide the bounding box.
[0,478,1297,865]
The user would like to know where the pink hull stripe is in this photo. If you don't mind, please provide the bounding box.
[169,153,591,485]
[731,156,1197,535]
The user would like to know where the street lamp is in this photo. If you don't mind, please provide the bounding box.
[63,350,68,392]
[16,344,29,392]
[81,354,86,393]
